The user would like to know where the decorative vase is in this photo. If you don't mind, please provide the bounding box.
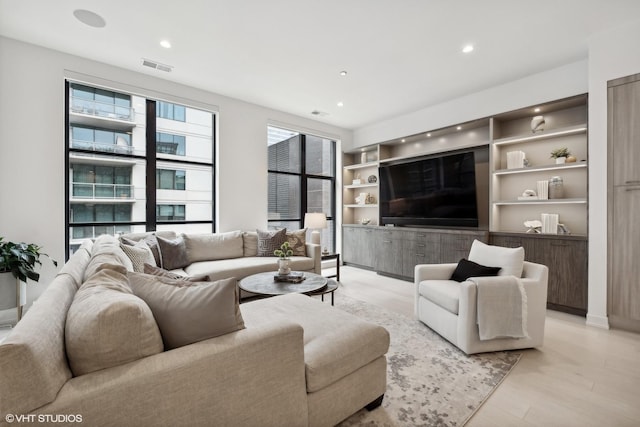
[531,115,545,133]
[555,157,566,164]
[277,258,291,275]
[549,176,564,199]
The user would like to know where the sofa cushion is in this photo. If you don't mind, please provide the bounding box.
[156,234,189,270]
[185,256,314,282]
[241,294,390,393]
[418,279,461,315]
[243,231,259,257]
[256,229,287,256]
[450,258,501,282]
[286,228,307,257]
[183,230,244,263]
[120,240,156,272]
[468,239,525,278]
[66,264,164,376]
[128,274,245,350]
[84,234,133,281]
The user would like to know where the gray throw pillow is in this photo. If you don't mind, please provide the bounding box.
[128,273,245,350]
[121,234,163,268]
[156,234,189,270]
[120,240,156,272]
[256,228,287,257]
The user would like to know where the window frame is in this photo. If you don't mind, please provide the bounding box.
[267,132,336,252]
[65,80,216,259]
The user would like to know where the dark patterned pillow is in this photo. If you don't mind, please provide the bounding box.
[450,258,501,282]
[156,235,189,270]
[286,228,307,256]
[256,229,287,257]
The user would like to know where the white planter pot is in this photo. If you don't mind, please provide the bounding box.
[277,259,291,275]
[0,273,20,310]
[555,157,566,164]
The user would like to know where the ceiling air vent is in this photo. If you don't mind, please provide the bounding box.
[311,110,329,117]
[142,58,173,73]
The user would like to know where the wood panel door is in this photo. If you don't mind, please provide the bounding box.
[608,73,640,331]
[609,76,640,186]
[610,186,640,322]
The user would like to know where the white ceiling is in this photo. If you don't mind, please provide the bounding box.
[2,0,640,130]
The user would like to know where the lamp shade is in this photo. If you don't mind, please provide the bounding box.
[304,213,327,230]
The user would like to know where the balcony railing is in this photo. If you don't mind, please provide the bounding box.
[70,97,135,121]
[71,182,134,200]
[71,138,133,154]
[70,225,132,241]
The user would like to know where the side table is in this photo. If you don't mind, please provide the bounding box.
[321,253,340,281]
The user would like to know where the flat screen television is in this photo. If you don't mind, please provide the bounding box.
[379,149,481,228]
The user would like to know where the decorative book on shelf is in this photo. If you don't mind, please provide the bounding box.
[274,272,306,283]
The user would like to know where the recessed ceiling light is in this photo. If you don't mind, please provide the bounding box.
[401,139,406,143]
[426,133,432,137]
[456,126,462,130]
[337,101,344,107]
[73,9,106,28]
[462,44,474,53]
[160,40,172,49]
[534,107,541,112]
[340,71,348,76]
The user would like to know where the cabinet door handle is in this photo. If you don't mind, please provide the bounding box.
[625,180,640,184]
[416,253,425,257]
[416,244,426,248]
[625,187,640,191]
[382,240,391,244]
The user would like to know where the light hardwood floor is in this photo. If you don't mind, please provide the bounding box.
[330,265,640,427]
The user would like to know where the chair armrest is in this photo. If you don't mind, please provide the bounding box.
[414,263,458,316]
[306,242,321,274]
[39,321,308,427]
[414,263,458,283]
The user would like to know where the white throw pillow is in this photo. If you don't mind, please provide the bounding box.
[467,239,525,278]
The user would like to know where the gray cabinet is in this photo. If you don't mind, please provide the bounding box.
[343,226,488,280]
[402,232,439,278]
[608,73,640,331]
[342,226,376,269]
[375,229,404,276]
[491,233,588,315]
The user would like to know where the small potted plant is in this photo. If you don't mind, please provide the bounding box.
[550,147,571,164]
[274,241,293,275]
[0,237,57,319]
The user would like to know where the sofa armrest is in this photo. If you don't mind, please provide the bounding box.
[306,242,321,274]
[37,321,309,427]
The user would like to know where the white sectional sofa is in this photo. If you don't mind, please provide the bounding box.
[0,234,389,427]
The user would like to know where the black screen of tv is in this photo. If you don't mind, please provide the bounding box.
[379,151,479,227]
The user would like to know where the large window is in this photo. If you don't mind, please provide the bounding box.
[66,82,215,256]
[267,126,336,252]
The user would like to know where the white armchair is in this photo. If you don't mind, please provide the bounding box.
[414,240,548,355]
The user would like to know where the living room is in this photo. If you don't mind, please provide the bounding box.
[1,1,640,426]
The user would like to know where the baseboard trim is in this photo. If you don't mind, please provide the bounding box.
[586,313,610,329]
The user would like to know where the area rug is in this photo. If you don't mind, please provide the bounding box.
[335,296,521,427]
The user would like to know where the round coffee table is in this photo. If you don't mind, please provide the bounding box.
[239,271,328,297]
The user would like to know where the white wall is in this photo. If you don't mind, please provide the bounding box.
[0,36,351,306]
[351,60,589,149]
[586,18,640,329]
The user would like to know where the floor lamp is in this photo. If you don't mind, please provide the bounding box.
[304,212,327,250]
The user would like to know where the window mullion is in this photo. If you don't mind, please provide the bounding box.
[145,100,157,231]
